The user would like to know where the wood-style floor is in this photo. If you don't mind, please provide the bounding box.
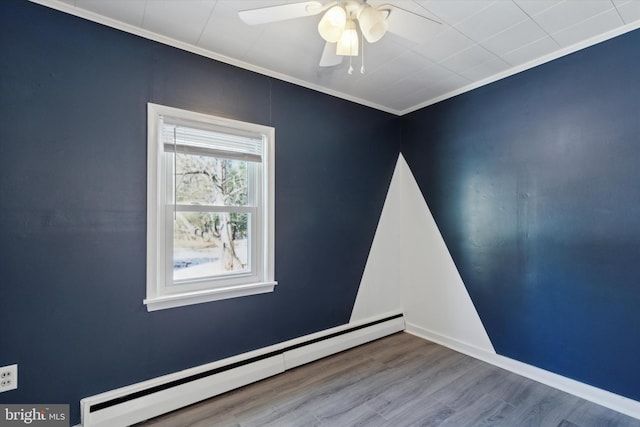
[138,332,640,427]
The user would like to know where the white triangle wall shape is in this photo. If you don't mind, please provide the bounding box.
[351,154,494,355]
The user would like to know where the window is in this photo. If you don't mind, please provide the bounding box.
[145,103,275,311]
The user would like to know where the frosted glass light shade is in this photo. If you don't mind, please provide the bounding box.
[336,20,358,56]
[358,6,388,43]
[318,5,347,43]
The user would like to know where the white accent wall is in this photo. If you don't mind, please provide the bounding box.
[352,154,494,354]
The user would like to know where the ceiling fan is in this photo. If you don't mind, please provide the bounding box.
[239,1,441,73]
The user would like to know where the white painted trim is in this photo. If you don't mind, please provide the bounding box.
[79,312,404,427]
[405,322,640,421]
[144,281,277,312]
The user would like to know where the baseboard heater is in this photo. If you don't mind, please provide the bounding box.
[80,313,404,427]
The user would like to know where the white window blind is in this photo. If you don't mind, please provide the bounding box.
[162,120,263,162]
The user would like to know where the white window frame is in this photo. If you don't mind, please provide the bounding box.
[145,103,276,311]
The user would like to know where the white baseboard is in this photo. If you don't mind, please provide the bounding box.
[283,315,405,370]
[82,356,284,427]
[79,312,404,427]
[405,321,640,421]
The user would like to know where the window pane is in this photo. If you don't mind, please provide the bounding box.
[175,153,248,207]
[173,211,249,282]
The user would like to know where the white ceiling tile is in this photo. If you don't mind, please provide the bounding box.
[369,31,420,56]
[412,27,475,62]
[371,92,412,111]
[369,0,441,22]
[197,1,264,58]
[368,50,434,82]
[357,38,414,74]
[430,71,474,92]
[390,73,472,110]
[348,77,386,99]
[345,72,396,98]
[354,56,440,103]
[440,44,498,74]
[459,57,511,81]
[480,18,549,56]
[416,0,495,26]
[75,0,146,27]
[143,0,217,45]
[513,0,559,17]
[233,0,305,9]
[502,35,560,65]
[312,66,364,94]
[531,0,615,35]
[242,17,322,64]
[386,78,429,101]
[403,62,459,86]
[552,9,625,47]
[615,1,640,23]
[454,1,530,42]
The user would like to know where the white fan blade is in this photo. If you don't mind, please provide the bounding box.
[381,4,441,43]
[319,42,343,67]
[239,1,324,25]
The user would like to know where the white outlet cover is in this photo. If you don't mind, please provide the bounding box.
[0,364,18,392]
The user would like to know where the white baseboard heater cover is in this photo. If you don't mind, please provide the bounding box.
[80,313,404,427]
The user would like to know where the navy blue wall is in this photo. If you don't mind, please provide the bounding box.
[402,29,640,400]
[0,1,398,423]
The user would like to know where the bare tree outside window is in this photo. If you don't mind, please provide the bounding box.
[173,153,251,281]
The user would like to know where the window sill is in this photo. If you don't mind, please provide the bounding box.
[144,281,277,312]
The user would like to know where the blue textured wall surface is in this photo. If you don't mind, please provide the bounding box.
[3,0,640,421]
[0,1,398,423]
[402,29,640,400]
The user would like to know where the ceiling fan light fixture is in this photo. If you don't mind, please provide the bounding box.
[336,19,358,56]
[318,5,347,43]
[358,6,389,43]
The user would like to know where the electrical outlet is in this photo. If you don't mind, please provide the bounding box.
[0,364,18,392]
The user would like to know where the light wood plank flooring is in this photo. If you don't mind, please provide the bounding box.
[137,332,640,427]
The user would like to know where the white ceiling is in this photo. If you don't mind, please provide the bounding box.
[37,0,640,115]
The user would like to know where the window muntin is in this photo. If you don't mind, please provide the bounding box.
[146,103,275,311]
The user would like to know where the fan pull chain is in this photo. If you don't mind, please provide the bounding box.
[361,31,365,74]
[348,22,356,74]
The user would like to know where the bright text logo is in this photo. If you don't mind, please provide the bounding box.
[0,405,68,427]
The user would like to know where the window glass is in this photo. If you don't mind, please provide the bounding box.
[175,154,249,207]
[173,211,250,282]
